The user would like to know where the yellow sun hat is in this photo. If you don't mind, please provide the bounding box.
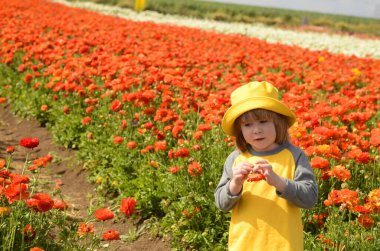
[221,81,296,136]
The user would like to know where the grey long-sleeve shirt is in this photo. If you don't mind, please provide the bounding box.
[214,142,318,212]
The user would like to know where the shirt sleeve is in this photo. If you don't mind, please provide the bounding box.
[277,148,318,209]
[214,150,241,212]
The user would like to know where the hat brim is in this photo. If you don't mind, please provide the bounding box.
[222,97,296,136]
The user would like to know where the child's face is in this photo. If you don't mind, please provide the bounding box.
[240,117,278,152]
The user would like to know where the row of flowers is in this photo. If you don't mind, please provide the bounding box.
[53,0,380,59]
[0,0,379,249]
[0,137,138,250]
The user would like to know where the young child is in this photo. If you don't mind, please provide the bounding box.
[215,81,318,251]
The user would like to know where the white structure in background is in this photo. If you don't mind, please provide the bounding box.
[207,0,380,19]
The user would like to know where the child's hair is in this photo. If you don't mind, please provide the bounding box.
[233,109,290,152]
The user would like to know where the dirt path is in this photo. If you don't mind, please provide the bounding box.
[0,104,171,251]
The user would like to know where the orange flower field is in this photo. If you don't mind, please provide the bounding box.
[0,0,379,250]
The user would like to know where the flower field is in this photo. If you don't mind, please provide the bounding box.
[0,0,379,250]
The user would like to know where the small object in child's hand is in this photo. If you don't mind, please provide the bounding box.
[247,171,265,182]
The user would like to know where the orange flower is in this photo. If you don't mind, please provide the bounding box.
[172,125,183,138]
[197,124,212,132]
[149,160,159,168]
[168,166,181,174]
[310,156,330,169]
[0,207,11,216]
[94,208,114,221]
[102,229,120,241]
[6,146,15,153]
[193,131,203,140]
[30,248,44,251]
[126,141,137,149]
[154,141,167,151]
[113,136,124,144]
[187,161,202,177]
[120,197,137,217]
[0,159,6,168]
[330,165,351,181]
[247,172,265,182]
[181,209,193,219]
[357,214,375,229]
[369,128,380,146]
[85,106,94,114]
[367,188,380,213]
[140,145,154,154]
[40,104,48,112]
[77,222,94,236]
[324,189,359,208]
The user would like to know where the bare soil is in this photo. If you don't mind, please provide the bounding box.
[0,104,171,251]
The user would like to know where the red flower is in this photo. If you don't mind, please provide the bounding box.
[5,183,29,204]
[0,159,6,168]
[82,116,91,125]
[53,199,68,210]
[120,197,137,217]
[6,146,15,153]
[24,224,36,240]
[187,161,202,177]
[154,141,167,151]
[110,99,123,112]
[113,136,124,144]
[310,156,330,169]
[174,148,190,158]
[102,229,120,241]
[94,208,114,221]
[24,73,33,83]
[19,137,39,149]
[369,128,380,146]
[30,247,44,251]
[168,166,181,174]
[10,173,30,184]
[126,141,137,149]
[63,106,70,114]
[247,172,265,182]
[197,124,212,132]
[26,193,54,212]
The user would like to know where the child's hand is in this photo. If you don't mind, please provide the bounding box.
[252,159,286,192]
[229,162,253,195]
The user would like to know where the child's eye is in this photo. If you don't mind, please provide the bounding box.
[259,120,268,123]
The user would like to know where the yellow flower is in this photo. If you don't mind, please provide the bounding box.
[0,207,11,216]
[351,68,362,77]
